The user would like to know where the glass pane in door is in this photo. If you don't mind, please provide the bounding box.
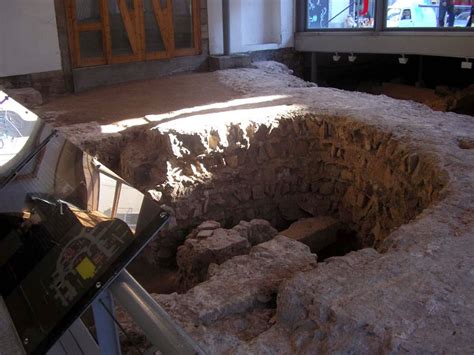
[173,0,194,48]
[144,0,166,52]
[109,0,134,55]
[79,31,104,58]
[76,0,101,23]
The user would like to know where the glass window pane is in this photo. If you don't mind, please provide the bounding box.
[144,0,166,52]
[307,0,375,29]
[109,0,134,55]
[386,1,474,29]
[79,31,104,58]
[173,0,194,48]
[0,92,38,168]
[116,184,144,231]
[98,173,116,217]
[75,0,101,23]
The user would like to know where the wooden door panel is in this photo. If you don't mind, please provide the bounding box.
[116,0,139,53]
[66,0,201,68]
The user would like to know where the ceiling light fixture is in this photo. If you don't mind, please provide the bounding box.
[399,54,408,65]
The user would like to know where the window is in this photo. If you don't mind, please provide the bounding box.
[97,173,116,217]
[97,171,143,231]
[115,184,143,231]
[307,0,376,29]
[386,0,474,29]
[0,92,38,168]
[304,0,474,30]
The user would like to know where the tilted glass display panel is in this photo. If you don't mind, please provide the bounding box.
[0,95,169,354]
[307,0,376,29]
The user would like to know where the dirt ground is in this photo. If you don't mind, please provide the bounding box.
[39,72,242,126]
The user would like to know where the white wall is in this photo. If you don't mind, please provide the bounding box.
[0,0,62,77]
[241,0,281,45]
[208,0,295,55]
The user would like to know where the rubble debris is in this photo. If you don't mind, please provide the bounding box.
[177,219,279,290]
[117,236,317,353]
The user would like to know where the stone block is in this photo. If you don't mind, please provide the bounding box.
[232,219,278,246]
[279,216,343,252]
[197,220,221,231]
[209,54,252,71]
[177,227,251,289]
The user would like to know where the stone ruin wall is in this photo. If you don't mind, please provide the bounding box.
[85,113,448,264]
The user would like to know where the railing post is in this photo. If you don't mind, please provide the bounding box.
[92,290,122,355]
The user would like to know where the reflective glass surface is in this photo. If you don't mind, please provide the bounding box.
[75,0,101,23]
[0,92,38,168]
[307,0,376,29]
[79,31,104,58]
[0,96,168,354]
[386,0,473,29]
[144,0,166,52]
[109,0,134,56]
[173,0,194,48]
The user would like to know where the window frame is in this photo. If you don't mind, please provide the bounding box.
[302,0,474,33]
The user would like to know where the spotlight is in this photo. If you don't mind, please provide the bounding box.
[398,54,408,65]
[461,58,472,70]
[348,53,357,63]
[332,52,341,62]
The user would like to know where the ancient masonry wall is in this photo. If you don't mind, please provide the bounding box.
[86,114,448,264]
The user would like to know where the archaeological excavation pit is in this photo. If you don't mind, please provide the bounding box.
[3,62,472,354]
[75,104,457,353]
[85,112,448,268]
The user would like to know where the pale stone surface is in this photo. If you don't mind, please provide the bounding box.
[275,241,474,353]
[154,236,317,350]
[280,216,342,252]
[196,220,221,231]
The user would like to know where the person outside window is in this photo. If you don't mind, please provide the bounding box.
[467,1,474,27]
[438,0,455,27]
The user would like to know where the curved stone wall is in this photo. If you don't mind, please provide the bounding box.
[86,113,448,263]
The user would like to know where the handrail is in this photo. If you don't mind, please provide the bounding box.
[110,271,207,355]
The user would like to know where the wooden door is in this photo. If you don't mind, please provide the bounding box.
[65,0,201,68]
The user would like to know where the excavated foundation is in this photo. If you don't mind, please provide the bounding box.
[85,114,448,265]
[52,63,473,353]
